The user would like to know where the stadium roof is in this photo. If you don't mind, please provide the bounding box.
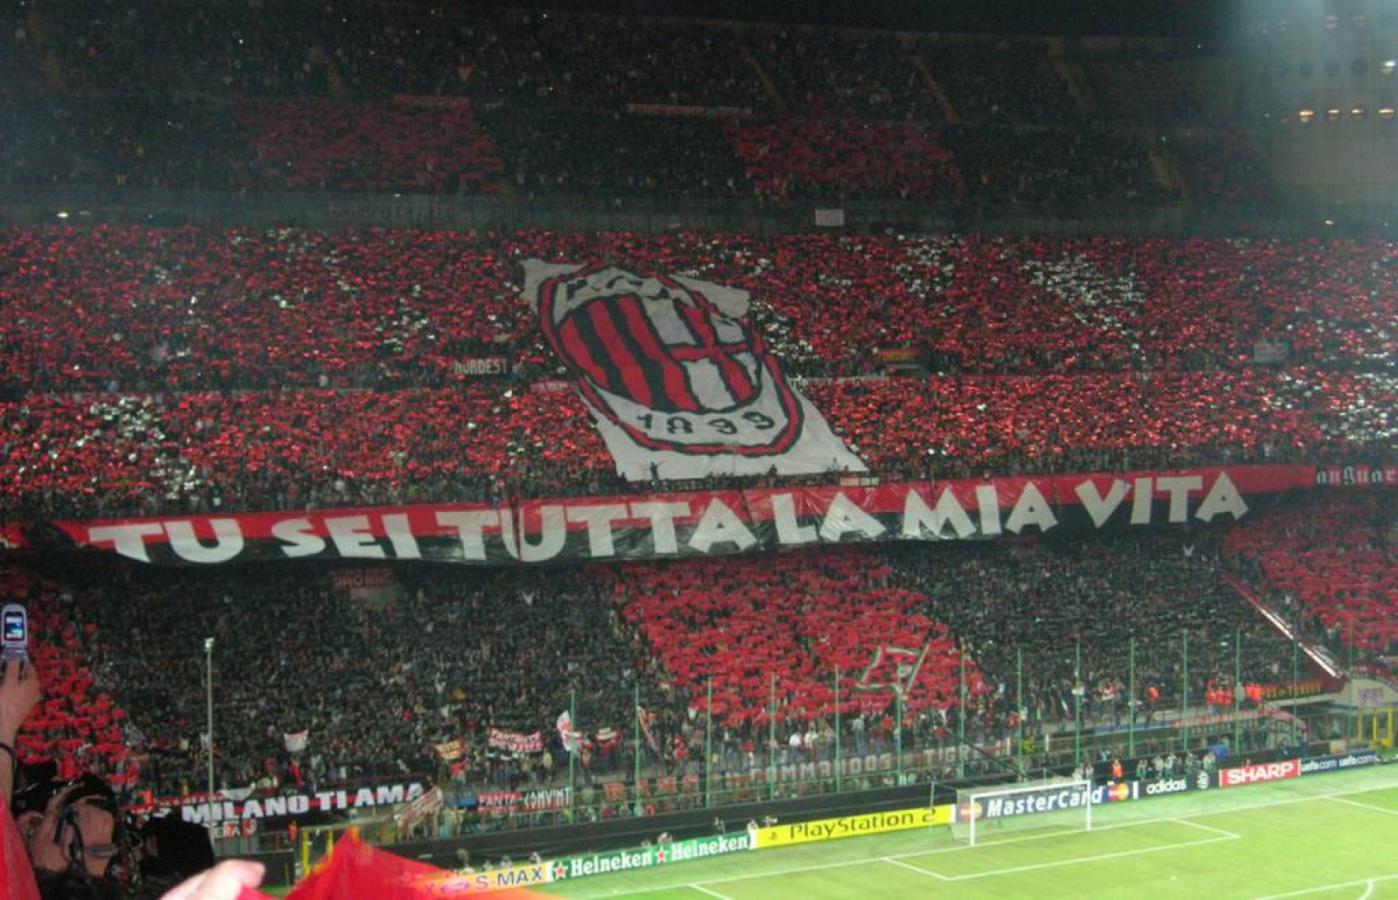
[486,0,1220,38]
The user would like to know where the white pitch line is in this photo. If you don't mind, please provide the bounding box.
[942,834,1238,882]
[561,781,1398,900]
[1250,873,1398,900]
[1170,817,1242,839]
[1357,880,1375,900]
[1326,796,1398,818]
[881,855,951,881]
[688,884,733,900]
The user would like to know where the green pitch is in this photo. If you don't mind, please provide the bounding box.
[548,766,1398,900]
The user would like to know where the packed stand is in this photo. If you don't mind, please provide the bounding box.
[4,2,1277,207]
[62,563,662,799]
[317,4,553,98]
[1,226,1396,519]
[0,95,249,191]
[4,227,1396,396]
[950,126,1172,208]
[1223,493,1397,654]
[921,39,1076,125]
[0,566,132,786]
[885,533,1315,727]
[3,369,1392,521]
[1171,131,1273,205]
[804,368,1395,480]
[1078,55,1204,125]
[25,0,341,96]
[480,106,749,199]
[751,28,939,121]
[234,97,502,194]
[533,14,768,111]
[4,527,1338,807]
[597,549,983,729]
[724,117,962,202]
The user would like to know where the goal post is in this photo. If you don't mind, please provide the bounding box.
[951,777,1092,847]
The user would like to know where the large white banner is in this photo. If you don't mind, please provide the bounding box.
[523,261,867,481]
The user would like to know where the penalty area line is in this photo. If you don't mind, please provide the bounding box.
[881,856,951,881]
[1250,872,1398,900]
[1170,817,1242,839]
[940,833,1239,882]
[688,884,733,900]
[1325,796,1398,818]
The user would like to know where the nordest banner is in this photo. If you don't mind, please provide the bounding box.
[37,465,1311,566]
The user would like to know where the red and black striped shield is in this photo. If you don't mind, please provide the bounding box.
[533,264,805,457]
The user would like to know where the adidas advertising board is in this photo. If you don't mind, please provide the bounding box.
[1141,771,1215,796]
[523,260,867,481]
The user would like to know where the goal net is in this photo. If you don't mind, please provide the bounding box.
[951,777,1092,847]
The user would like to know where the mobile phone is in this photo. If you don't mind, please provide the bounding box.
[1,603,28,664]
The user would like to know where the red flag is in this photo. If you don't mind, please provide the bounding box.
[1,806,40,900]
[286,829,552,898]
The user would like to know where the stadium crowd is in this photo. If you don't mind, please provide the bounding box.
[0,566,133,784]
[5,531,1325,808]
[887,534,1307,729]
[4,227,1392,396]
[724,117,962,202]
[1224,492,1397,654]
[63,564,656,800]
[0,1,1270,205]
[1,368,1390,521]
[0,7,1385,885]
[232,98,503,194]
[1,224,1393,519]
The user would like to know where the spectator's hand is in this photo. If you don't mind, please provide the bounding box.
[24,782,81,873]
[0,658,42,743]
[160,859,267,900]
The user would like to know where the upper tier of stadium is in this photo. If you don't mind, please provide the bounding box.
[1,2,1269,207]
[0,226,1392,520]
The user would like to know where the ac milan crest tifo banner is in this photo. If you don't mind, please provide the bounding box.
[27,465,1317,566]
[522,260,867,480]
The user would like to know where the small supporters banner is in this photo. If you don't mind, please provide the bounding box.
[463,787,572,813]
[1314,463,1398,488]
[556,711,584,756]
[394,786,444,829]
[522,260,867,481]
[129,781,427,824]
[433,739,467,763]
[283,731,309,753]
[636,706,659,754]
[486,728,543,754]
[855,644,930,695]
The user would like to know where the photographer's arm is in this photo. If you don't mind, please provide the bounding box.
[0,660,42,810]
